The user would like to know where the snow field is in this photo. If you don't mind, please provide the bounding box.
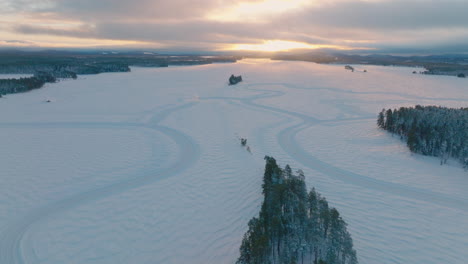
[0,59,467,263]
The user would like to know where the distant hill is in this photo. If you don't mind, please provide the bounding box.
[272,52,468,77]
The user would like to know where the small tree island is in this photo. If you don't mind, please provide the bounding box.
[229,74,243,85]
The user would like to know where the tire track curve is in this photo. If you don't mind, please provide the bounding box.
[0,102,201,264]
[215,82,468,211]
[277,122,468,211]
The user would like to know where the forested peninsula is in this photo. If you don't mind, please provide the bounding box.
[237,157,357,264]
[378,106,468,168]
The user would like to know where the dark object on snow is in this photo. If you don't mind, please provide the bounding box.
[457,73,466,78]
[229,74,243,85]
[412,71,417,74]
[240,138,247,146]
[363,69,367,72]
[345,65,354,72]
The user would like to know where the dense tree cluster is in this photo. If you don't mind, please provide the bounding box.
[237,156,357,264]
[0,59,130,76]
[0,62,128,95]
[0,71,56,95]
[377,106,468,168]
[229,74,243,85]
[69,63,130,75]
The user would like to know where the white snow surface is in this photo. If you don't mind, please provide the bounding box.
[0,59,467,264]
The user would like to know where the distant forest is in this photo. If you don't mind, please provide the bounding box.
[0,71,57,95]
[378,106,468,168]
[0,51,238,96]
[272,53,468,78]
[237,156,357,264]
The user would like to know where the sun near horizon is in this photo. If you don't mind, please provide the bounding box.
[224,40,359,52]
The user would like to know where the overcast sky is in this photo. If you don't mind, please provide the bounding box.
[1,0,468,53]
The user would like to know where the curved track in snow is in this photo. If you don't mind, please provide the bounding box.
[245,81,468,103]
[277,122,468,211]
[1,74,467,264]
[214,82,468,211]
[0,102,201,264]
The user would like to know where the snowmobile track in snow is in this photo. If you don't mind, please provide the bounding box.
[224,82,468,211]
[0,102,201,264]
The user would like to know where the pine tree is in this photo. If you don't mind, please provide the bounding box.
[385,109,393,131]
[377,109,385,128]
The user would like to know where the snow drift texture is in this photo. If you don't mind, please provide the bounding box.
[0,60,467,264]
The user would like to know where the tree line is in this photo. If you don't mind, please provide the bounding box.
[377,105,468,168]
[0,52,241,96]
[237,156,357,264]
[0,71,57,95]
[0,64,129,96]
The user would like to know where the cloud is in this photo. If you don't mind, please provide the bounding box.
[289,0,468,30]
[3,39,35,44]
[2,0,468,53]
[15,24,96,38]
[12,20,339,49]
[6,0,224,21]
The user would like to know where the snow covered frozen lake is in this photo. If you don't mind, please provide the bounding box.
[0,59,467,264]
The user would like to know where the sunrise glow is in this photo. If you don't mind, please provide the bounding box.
[226,40,352,52]
[0,0,465,53]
